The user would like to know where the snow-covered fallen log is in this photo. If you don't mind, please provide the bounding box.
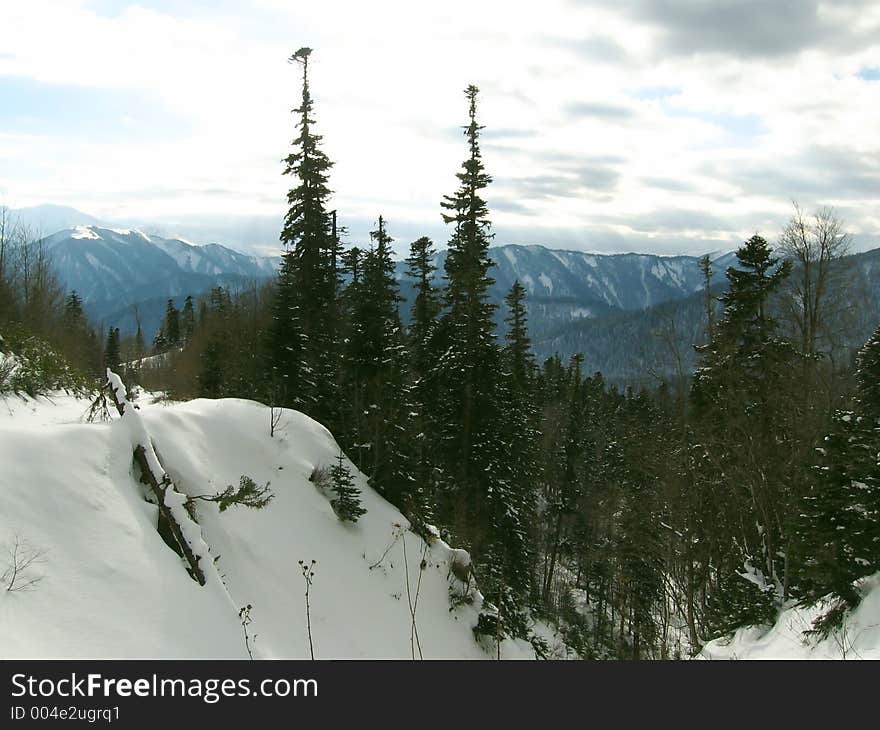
[105,368,213,586]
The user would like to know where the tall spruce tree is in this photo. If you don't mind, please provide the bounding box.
[404,235,442,519]
[434,84,499,506]
[405,236,441,378]
[343,217,414,508]
[793,323,880,616]
[432,85,532,638]
[164,299,181,348]
[692,234,802,628]
[182,295,195,342]
[61,290,96,374]
[266,47,338,426]
[103,327,120,370]
[500,280,540,602]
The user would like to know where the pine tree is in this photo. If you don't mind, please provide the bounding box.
[265,47,339,427]
[857,323,880,423]
[432,85,532,638]
[64,291,84,323]
[329,452,366,523]
[164,299,180,347]
[691,234,801,617]
[499,280,540,600]
[404,235,442,523]
[61,290,97,373]
[433,84,500,508]
[182,295,195,342]
[134,320,145,361]
[503,281,533,392]
[405,236,441,379]
[793,323,880,616]
[103,327,120,370]
[343,217,414,509]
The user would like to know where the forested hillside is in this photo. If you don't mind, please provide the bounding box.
[3,47,879,660]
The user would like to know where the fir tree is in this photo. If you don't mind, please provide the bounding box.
[61,290,96,373]
[182,295,195,342]
[857,323,880,423]
[432,85,532,637]
[793,324,880,616]
[164,299,180,347]
[265,47,339,427]
[329,452,366,522]
[134,321,145,361]
[433,84,500,504]
[63,291,84,323]
[103,327,120,370]
[503,280,534,392]
[405,236,441,379]
[343,217,414,508]
[691,234,802,614]
[404,235,442,523]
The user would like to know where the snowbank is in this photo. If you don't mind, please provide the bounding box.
[0,390,541,659]
[699,574,880,660]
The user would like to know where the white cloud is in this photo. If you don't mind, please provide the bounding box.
[0,0,878,255]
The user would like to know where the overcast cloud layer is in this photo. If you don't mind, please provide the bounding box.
[1,0,878,256]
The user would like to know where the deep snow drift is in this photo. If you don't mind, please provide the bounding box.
[699,573,880,660]
[0,390,551,659]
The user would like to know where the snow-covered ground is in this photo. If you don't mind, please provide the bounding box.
[699,574,880,660]
[0,389,553,659]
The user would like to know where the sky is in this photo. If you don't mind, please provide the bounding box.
[1,0,879,257]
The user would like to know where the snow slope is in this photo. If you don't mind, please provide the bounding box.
[0,391,546,659]
[699,574,880,660]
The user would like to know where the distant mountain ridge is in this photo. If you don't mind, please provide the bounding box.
[40,222,730,340]
[40,225,279,335]
[395,244,736,339]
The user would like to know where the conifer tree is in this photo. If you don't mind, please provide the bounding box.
[64,291,84,323]
[405,236,441,379]
[857,323,880,423]
[134,313,145,361]
[103,327,120,370]
[182,295,195,342]
[793,324,880,615]
[164,299,180,347]
[432,85,532,637]
[404,235,442,521]
[343,217,414,509]
[433,84,500,506]
[692,234,801,619]
[266,47,338,425]
[60,290,97,373]
[503,280,533,392]
[329,452,366,523]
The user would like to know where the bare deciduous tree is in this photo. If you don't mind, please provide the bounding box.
[2,533,46,592]
[779,203,853,357]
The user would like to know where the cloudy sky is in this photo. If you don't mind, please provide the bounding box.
[1,0,879,256]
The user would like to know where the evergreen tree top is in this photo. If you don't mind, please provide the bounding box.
[441,84,497,338]
[856,323,880,422]
[717,234,792,343]
[281,47,334,260]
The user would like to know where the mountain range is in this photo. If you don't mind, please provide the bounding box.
[39,225,278,336]
[40,223,730,344]
[28,212,880,385]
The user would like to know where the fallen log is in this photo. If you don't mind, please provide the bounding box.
[105,369,207,586]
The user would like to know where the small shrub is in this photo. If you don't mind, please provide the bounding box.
[187,476,274,514]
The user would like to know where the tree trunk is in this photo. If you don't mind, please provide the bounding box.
[106,371,206,585]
